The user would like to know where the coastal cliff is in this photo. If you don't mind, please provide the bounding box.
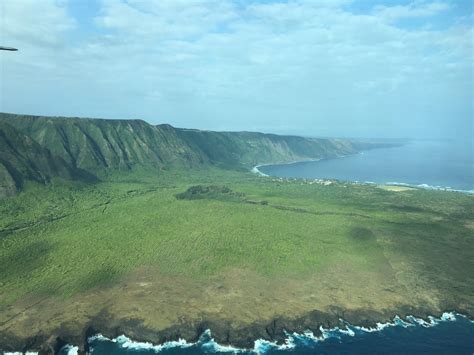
[0,112,389,196]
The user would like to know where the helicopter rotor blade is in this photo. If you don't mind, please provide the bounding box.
[0,46,18,51]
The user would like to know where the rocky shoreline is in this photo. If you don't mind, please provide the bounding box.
[2,304,472,354]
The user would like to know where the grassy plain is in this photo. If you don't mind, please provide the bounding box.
[1,168,473,350]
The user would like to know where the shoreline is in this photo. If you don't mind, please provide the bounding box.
[251,155,343,177]
[251,158,474,195]
[4,309,473,354]
[2,146,471,353]
[85,311,474,353]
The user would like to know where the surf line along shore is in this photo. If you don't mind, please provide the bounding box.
[250,151,365,178]
[29,311,474,354]
[251,157,325,177]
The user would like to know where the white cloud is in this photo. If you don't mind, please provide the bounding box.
[0,0,472,139]
[96,0,237,39]
[374,1,450,22]
[0,0,76,47]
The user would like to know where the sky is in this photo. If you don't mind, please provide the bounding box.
[0,0,472,139]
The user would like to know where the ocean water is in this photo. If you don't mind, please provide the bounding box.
[258,140,474,193]
[62,313,474,354]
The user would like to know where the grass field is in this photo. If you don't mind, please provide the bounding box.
[1,168,473,350]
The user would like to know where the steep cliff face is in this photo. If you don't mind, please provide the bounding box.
[0,114,208,171]
[176,129,361,168]
[0,121,79,196]
[0,113,383,195]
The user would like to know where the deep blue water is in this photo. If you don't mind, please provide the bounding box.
[74,313,474,354]
[258,140,474,192]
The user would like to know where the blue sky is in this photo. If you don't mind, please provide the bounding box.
[0,0,472,139]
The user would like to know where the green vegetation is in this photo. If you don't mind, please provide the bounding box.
[175,185,245,201]
[1,168,472,299]
[0,113,391,197]
[0,121,92,197]
[1,167,473,351]
[176,129,374,169]
[0,113,472,352]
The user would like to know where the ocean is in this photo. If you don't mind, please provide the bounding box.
[59,313,474,354]
[258,140,474,193]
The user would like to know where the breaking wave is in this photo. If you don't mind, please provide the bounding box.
[251,165,269,177]
[83,312,474,354]
[253,164,474,195]
[383,181,474,194]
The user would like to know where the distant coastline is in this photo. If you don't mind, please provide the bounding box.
[251,155,351,177]
[251,159,323,177]
[253,142,474,195]
[253,161,474,194]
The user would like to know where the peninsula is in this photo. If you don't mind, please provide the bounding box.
[1,113,473,353]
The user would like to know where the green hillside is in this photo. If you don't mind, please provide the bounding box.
[0,113,386,194]
[176,129,364,168]
[0,121,95,197]
[0,114,208,172]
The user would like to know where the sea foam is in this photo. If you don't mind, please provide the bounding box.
[251,165,269,177]
[58,345,79,355]
[385,181,474,194]
[85,312,470,354]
